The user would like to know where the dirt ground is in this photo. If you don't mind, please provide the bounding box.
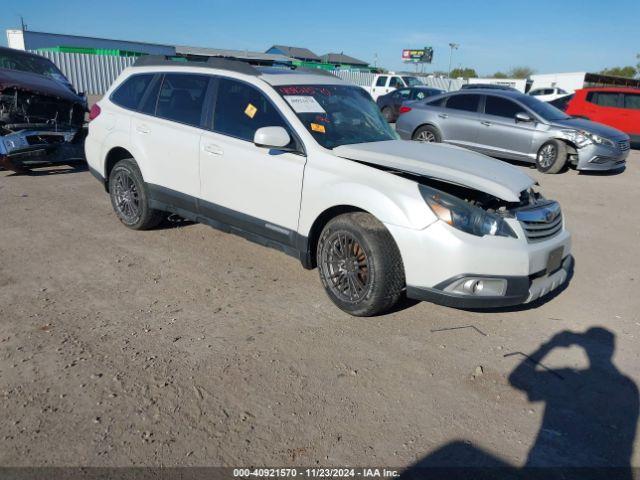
[1,151,639,470]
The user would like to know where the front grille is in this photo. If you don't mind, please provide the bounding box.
[516,202,563,243]
[619,140,630,151]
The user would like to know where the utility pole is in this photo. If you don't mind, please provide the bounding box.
[447,42,459,90]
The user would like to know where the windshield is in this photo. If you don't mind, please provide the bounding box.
[519,95,571,121]
[402,76,422,87]
[275,84,397,149]
[0,51,70,85]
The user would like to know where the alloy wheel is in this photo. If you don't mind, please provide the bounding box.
[416,130,436,142]
[538,144,557,169]
[320,232,370,304]
[112,170,141,223]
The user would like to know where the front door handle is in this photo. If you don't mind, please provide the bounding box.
[481,121,492,126]
[438,113,448,119]
[203,144,223,155]
[135,124,149,134]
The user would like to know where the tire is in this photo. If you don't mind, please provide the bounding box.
[412,125,441,143]
[536,139,567,174]
[381,106,394,123]
[108,158,163,230]
[317,212,405,317]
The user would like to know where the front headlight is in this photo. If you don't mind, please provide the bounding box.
[561,129,615,148]
[419,185,517,238]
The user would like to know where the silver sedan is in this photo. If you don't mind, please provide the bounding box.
[395,89,630,173]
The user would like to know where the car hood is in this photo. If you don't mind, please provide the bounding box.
[551,117,628,140]
[0,67,83,104]
[332,140,535,202]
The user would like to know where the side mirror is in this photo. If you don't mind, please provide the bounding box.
[253,126,291,150]
[515,112,533,123]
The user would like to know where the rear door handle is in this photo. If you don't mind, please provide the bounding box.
[481,121,492,126]
[135,124,149,134]
[203,144,223,155]
[438,113,448,119]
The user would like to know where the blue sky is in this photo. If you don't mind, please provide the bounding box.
[1,0,639,75]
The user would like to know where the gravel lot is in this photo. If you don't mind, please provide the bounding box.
[1,151,639,470]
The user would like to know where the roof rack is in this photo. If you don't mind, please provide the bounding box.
[133,55,339,79]
[133,55,260,76]
[291,67,337,78]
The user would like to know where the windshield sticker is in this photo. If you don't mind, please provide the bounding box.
[244,103,257,119]
[284,96,326,114]
[310,123,326,133]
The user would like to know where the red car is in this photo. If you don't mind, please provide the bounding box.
[565,87,640,144]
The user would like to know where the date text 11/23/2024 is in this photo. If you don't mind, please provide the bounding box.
[233,468,400,478]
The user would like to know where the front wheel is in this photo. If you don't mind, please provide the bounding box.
[317,212,405,317]
[109,158,163,230]
[536,140,567,174]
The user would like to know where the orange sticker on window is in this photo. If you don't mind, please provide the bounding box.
[310,123,326,133]
[244,103,257,118]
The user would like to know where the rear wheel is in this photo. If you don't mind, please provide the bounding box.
[536,140,567,174]
[109,158,163,230]
[317,212,405,317]
[412,125,441,143]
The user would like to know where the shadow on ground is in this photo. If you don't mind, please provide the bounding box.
[400,327,639,480]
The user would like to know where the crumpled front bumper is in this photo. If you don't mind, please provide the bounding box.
[575,141,629,171]
[0,128,82,172]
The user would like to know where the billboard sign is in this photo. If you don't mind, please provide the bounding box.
[402,47,433,64]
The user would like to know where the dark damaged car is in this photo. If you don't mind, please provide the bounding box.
[0,47,87,173]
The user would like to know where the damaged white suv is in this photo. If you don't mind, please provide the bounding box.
[85,57,572,316]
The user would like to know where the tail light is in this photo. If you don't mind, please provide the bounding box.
[399,106,412,114]
[89,104,101,121]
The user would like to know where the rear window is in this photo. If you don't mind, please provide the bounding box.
[111,74,155,110]
[586,91,620,108]
[156,73,209,127]
[445,94,481,112]
[623,93,640,110]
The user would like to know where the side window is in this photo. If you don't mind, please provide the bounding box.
[138,75,162,115]
[389,77,403,88]
[623,93,640,110]
[397,89,411,99]
[530,90,542,96]
[587,92,620,108]
[213,77,289,142]
[484,96,524,118]
[156,73,209,127]
[426,97,446,107]
[111,74,155,110]
[445,94,481,112]
[375,76,388,87]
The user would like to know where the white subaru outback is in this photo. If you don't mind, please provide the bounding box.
[85,57,573,316]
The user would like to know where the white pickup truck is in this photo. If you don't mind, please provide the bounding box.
[363,73,423,101]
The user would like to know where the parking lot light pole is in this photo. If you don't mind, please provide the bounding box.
[448,43,459,90]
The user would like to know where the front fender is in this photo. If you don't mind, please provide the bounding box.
[298,155,437,236]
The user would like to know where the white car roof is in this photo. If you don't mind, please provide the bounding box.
[125,56,346,87]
